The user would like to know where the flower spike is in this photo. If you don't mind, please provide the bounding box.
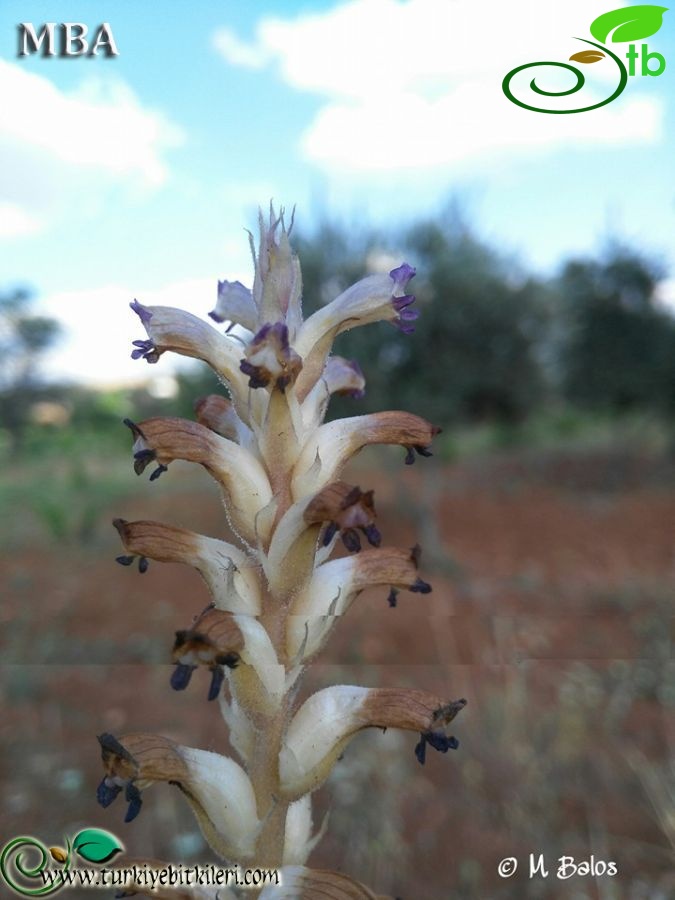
[101,205,463,892]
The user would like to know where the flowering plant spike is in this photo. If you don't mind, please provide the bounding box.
[100,205,466,898]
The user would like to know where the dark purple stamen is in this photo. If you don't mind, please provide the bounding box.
[96,778,122,808]
[415,445,433,458]
[414,730,459,765]
[410,544,422,567]
[130,299,153,324]
[426,731,459,753]
[149,464,168,482]
[341,528,362,553]
[138,556,149,574]
[170,663,196,691]
[414,735,427,765]
[115,555,135,567]
[322,522,339,547]
[387,587,399,608]
[410,577,432,594]
[124,782,143,823]
[133,448,155,476]
[362,524,381,547]
[207,665,225,701]
[404,447,416,465]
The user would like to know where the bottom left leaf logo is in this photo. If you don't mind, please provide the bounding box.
[0,829,124,896]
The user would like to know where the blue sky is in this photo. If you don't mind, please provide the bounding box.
[1,0,673,385]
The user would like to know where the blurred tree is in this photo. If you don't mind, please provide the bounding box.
[555,246,675,414]
[0,287,61,453]
[296,211,549,428]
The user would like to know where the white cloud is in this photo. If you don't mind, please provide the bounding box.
[212,29,270,69]
[0,201,44,238]
[38,268,254,387]
[0,59,184,240]
[213,0,665,172]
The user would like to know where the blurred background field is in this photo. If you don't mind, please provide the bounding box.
[1,213,675,899]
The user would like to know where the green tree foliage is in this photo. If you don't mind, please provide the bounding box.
[296,213,549,427]
[0,287,61,452]
[555,246,675,413]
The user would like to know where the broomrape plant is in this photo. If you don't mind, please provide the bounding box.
[98,206,466,899]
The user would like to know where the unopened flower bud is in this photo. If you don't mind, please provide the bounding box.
[210,280,258,332]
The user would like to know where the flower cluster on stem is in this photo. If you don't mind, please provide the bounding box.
[99,205,465,899]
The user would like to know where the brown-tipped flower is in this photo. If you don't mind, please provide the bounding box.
[279,687,466,798]
[194,394,252,447]
[96,732,261,858]
[112,518,261,614]
[240,322,303,392]
[259,866,393,899]
[123,417,272,542]
[304,482,380,553]
[96,732,189,823]
[171,608,245,700]
[292,411,441,498]
[287,546,431,659]
[170,607,286,708]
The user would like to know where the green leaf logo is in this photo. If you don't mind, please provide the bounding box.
[72,829,123,864]
[590,5,668,43]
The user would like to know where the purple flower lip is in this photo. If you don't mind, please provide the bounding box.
[404,443,434,464]
[124,781,143,823]
[208,665,225,702]
[171,663,196,692]
[398,308,419,323]
[392,294,416,312]
[391,293,418,333]
[131,339,160,364]
[96,778,122,808]
[321,521,339,547]
[410,576,432,594]
[389,263,416,288]
[414,730,459,765]
[129,299,153,324]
